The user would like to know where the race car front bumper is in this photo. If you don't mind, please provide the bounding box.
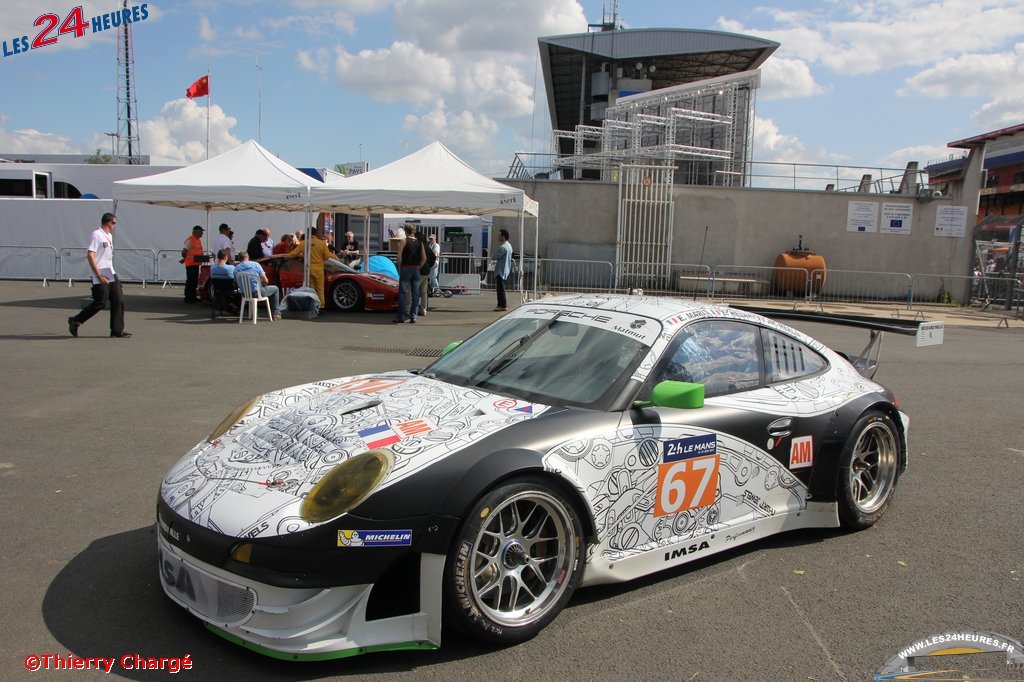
[157,533,443,659]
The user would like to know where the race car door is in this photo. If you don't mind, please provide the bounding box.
[634,318,832,533]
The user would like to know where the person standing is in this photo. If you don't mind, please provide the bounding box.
[395,224,426,323]
[287,223,332,307]
[261,229,275,257]
[68,212,130,338]
[215,223,234,263]
[181,224,205,303]
[427,233,441,295]
[494,228,512,312]
[273,232,296,255]
[246,229,269,261]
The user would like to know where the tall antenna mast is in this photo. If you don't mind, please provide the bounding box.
[116,0,142,164]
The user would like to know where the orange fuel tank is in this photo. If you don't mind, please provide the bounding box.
[773,249,827,295]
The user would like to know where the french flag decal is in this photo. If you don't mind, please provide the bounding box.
[359,419,434,449]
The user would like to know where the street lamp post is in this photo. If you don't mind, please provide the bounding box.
[104,132,117,161]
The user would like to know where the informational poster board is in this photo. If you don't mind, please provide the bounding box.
[880,202,913,234]
[847,201,878,233]
[934,205,968,238]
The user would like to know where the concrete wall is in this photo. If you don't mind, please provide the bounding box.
[497,178,977,298]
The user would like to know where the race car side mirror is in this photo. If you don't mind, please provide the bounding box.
[635,380,705,410]
[442,340,463,356]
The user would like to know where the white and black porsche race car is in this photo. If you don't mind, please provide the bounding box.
[156,294,942,660]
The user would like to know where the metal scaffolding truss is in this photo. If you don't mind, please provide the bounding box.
[550,71,758,184]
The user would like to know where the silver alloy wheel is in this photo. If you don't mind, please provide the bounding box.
[467,490,577,627]
[331,281,361,311]
[847,420,898,514]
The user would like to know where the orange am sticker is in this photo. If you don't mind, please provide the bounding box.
[789,435,813,469]
[654,454,719,517]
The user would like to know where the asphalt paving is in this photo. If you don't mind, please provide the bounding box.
[1,280,1021,681]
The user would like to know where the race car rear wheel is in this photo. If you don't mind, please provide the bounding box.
[330,280,363,311]
[838,411,900,530]
[444,477,584,644]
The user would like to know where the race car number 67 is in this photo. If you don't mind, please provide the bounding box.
[655,455,718,516]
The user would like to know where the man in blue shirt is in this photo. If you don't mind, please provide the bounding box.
[209,249,236,280]
[494,228,513,312]
[235,251,281,318]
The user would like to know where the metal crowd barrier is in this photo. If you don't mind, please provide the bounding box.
[535,258,614,294]
[2,242,1017,316]
[811,268,913,308]
[434,253,485,294]
[58,247,91,281]
[156,249,188,284]
[57,247,157,284]
[0,245,59,281]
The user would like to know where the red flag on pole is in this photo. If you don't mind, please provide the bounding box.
[186,75,209,99]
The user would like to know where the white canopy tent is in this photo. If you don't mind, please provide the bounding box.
[309,141,539,298]
[113,140,321,284]
[113,139,319,211]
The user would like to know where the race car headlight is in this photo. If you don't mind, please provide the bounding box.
[207,396,262,443]
[300,450,395,523]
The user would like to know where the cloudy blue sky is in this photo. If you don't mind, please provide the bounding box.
[1,0,1022,176]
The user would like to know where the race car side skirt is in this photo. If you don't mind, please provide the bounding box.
[205,625,438,661]
[581,502,838,586]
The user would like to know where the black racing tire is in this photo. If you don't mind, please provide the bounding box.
[202,279,214,303]
[330,280,363,312]
[444,476,584,644]
[837,411,901,530]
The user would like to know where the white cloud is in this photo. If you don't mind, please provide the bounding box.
[199,16,216,42]
[457,61,535,119]
[758,57,824,100]
[293,0,585,158]
[0,128,76,154]
[751,116,815,164]
[296,48,331,78]
[262,12,356,36]
[974,93,1024,130]
[325,43,457,103]
[235,25,262,41]
[393,0,586,53]
[879,143,956,170]
[721,1,1024,76]
[401,101,501,171]
[901,43,1024,98]
[139,99,242,164]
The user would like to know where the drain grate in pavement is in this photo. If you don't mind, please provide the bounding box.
[339,345,442,358]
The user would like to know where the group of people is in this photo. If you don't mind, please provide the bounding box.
[207,248,283,320]
[67,212,513,337]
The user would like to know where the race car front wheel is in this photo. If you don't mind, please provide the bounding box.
[838,411,901,530]
[330,280,363,311]
[444,477,584,644]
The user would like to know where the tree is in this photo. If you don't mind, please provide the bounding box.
[86,148,112,164]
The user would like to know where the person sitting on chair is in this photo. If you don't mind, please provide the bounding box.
[235,251,282,320]
[209,249,239,315]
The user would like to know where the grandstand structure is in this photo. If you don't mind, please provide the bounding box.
[527,27,778,186]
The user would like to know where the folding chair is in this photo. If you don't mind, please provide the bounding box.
[209,278,238,319]
[235,272,274,324]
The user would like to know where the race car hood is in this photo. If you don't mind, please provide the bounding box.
[160,371,549,538]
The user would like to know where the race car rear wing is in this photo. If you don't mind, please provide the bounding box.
[734,306,944,379]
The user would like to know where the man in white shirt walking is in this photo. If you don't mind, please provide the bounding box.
[68,212,130,338]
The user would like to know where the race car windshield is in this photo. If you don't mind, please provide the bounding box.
[429,314,651,409]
